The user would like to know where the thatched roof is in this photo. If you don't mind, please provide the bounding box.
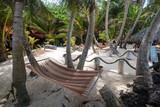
[128,28,160,43]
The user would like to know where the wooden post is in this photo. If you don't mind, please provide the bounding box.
[118,60,124,75]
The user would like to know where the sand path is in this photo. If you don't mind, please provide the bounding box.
[0,46,137,107]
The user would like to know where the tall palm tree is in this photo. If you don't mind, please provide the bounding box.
[105,0,111,42]
[66,11,75,69]
[116,0,130,46]
[63,0,81,69]
[135,9,160,90]
[12,0,48,105]
[77,0,96,70]
[12,0,30,106]
[123,0,145,48]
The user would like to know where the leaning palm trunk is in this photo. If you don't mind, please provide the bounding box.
[116,0,130,46]
[22,18,43,77]
[135,10,160,90]
[66,11,75,69]
[23,35,43,75]
[12,1,30,106]
[123,0,144,48]
[93,34,102,48]
[105,0,110,41]
[77,0,96,70]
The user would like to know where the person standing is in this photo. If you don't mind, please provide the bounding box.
[149,41,159,72]
[149,42,158,64]
[109,40,119,57]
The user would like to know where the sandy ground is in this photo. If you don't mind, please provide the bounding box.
[0,45,137,107]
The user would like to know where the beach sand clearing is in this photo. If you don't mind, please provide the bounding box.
[0,45,137,107]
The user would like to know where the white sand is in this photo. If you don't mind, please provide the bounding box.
[0,45,137,107]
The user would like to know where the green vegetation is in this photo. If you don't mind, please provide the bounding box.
[1,0,159,50]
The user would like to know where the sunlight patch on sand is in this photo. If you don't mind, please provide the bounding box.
[109,69,118,73]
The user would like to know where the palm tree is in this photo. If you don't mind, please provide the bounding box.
[77,0,96,70]
[105,0,111,42]
[123,0,145,48]
[66,11,75,69]
[116,0,130,46]
[12,0,49,105]
[135,9,160,90]
[63,0,81,69]
[12,0,30,106]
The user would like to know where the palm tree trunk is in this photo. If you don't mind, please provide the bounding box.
[66,11,75,69]
[105,0,110,41]
[123,0,144,48]
[23,36,44,76]
[93,34,101,48]
[22,12,43,78]
[116,0,130,46]
[12,1,30,106]
[77,0,96,70]
[91,40,96,53]
[135,10,160,90]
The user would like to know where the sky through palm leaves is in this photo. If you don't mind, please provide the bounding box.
[42,0,149,8]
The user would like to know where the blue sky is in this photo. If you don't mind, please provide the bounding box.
[42,0,60,4]
[143,0,149,8]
